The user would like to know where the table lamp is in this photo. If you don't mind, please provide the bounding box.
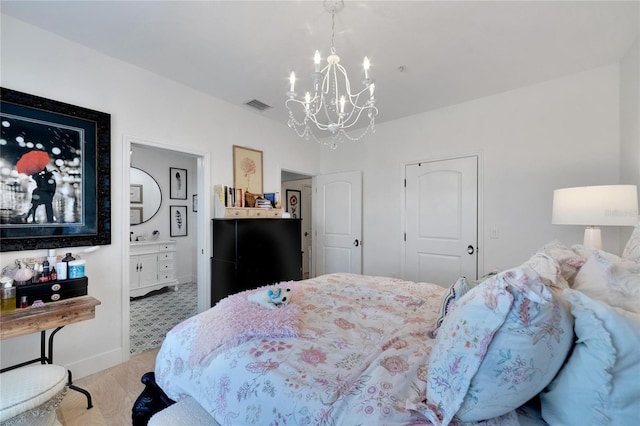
[552,185,639,249]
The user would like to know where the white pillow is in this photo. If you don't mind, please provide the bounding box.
[541,290,640,426]
[537,240,585,285]
[572,250,640,314]
[523,252,570,289]
[622,222,640,262]
[423,260,573,425]
[572,244,621,263]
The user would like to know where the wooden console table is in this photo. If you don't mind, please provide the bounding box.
[0,295,101,408]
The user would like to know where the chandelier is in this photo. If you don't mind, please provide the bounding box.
[285,0,378,149]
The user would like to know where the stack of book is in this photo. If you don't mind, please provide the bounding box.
[255,199,272,208]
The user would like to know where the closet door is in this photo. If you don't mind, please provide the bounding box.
[404,156,478,287]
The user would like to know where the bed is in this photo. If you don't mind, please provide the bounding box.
[132,230,640,426]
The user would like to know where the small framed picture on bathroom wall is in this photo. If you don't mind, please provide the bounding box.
[170,167,187,199]
[130,184,143,203]
[170,205,188,237]
[130,207,143,225]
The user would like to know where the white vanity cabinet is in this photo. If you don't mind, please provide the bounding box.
[130,241,179,298]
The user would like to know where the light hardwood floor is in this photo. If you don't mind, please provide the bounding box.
[57,348,159,426]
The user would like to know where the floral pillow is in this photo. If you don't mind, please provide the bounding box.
[622,222,640,262]
[540,290,640,425]
[423,259,573,425]
[431,272,500,338]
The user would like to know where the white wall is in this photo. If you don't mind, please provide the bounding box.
[0,15,320,377]
[320,65,625,278]
[619,37,640,252]
[620,37,640,188]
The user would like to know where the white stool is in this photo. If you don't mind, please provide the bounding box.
[148,396,219,426]
[0,364,67,426]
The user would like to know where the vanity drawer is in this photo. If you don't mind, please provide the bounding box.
[159,260,175,271]
[159,243,176,252]
[158,270,176,282]
[158,252,174,261]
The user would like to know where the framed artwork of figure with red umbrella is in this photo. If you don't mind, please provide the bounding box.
[0,87,111,252]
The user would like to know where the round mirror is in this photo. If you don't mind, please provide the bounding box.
[130,167,162,225]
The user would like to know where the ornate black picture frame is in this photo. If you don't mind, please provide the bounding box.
[0,87,111,252]
[286,189,301,219]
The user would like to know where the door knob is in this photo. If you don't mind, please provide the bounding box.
[467,245,475,255]
[354,239,360,247]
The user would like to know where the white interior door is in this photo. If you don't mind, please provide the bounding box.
[404,156,478,287]
[313,171,362,276]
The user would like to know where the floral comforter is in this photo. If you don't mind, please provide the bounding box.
[154,273,534,425]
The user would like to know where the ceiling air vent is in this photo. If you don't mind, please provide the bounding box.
[245,99,271,111]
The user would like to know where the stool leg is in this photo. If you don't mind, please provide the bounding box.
[68,370,93,409]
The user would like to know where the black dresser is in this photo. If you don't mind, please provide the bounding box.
[210,218,302,306]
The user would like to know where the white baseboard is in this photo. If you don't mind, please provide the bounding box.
[178,275,197,285]
[63,347,125,380]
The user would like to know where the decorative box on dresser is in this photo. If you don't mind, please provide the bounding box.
[211,218,302,306]
[130,240,179,298]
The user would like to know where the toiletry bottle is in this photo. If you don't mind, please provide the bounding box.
[57,253,73,280]
[40,260,50,282]
[68,259,86,279]
[58,253,75,281]
[50,267,57,281]
[32,262,41,283]
[1,282,16,312]
[56,261,67,280]
[47,249,57,268]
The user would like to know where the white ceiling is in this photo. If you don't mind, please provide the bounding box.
[2,1,638,129]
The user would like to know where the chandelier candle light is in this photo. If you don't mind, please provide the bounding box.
[286,0,378,149]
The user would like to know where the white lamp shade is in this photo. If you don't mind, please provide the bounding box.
[552,185,639,226]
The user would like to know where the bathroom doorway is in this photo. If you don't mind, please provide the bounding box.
[123,136,209,358]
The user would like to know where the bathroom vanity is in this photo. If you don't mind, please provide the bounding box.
[130,240,178,298]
